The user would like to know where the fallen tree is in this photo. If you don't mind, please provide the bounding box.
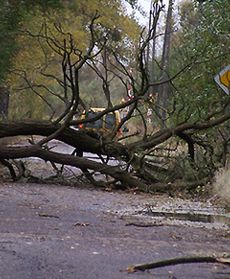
[0,2,229,191]
[1,107,229,188]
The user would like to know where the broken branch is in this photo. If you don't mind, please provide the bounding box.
[127,254,230,272]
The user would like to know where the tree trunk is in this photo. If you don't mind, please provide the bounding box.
[0,120,128,158]
[156,0,174,125]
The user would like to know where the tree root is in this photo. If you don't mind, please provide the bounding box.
[127,254,230,272]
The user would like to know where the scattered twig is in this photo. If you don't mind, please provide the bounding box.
[74,222,89,227]
[38,212,59,218]
[127,254,230,272]
[125,222,163,227]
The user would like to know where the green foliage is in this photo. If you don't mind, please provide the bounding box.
[0,0,62,84]
[6,0,140,120]
[170,0,230,122]
[0,1,20,83]
[23,0,62,9]
[162,0,230,172]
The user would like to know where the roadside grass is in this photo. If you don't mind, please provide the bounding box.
[213,165,230,209]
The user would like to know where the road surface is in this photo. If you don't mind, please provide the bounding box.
[0,182,229,279]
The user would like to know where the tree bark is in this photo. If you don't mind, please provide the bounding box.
[0,120,127,158]
[156,0,174,124]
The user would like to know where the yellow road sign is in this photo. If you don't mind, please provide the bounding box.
[214,65,230,95]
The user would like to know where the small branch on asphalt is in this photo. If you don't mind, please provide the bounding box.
[125,222,164,227]
[127,254,230,272]
[38,212,59,218]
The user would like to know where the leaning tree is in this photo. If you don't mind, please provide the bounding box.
[0,0,229,192]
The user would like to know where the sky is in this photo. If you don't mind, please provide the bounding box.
[126,0,178,26]
[124,0,180,54]
[124,0,169,26]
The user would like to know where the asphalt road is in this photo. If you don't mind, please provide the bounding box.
[0,182,229,279]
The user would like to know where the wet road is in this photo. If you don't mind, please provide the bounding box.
[0,182,229,279]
